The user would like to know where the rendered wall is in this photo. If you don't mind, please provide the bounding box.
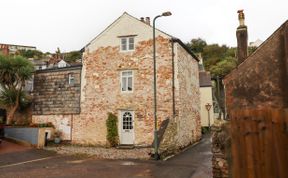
[200,87,214,127]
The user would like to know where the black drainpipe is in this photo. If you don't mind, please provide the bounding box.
[171,39,176,116]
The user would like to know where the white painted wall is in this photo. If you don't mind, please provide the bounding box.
[57,60,68,68]
[200,86,214,127]
[86,12,171,53]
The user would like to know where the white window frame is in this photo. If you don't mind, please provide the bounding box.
[120,70,134,93]
[68,73,75,85]
[120,37,135,52]
[121,110,134,130]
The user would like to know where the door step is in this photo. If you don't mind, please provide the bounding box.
[117,145,135,149]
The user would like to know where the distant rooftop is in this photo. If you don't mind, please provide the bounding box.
[0,43,36,49]
[199,71,212,87]
[249,39,263,47]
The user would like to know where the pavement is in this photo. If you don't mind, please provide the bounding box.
[0,139,31,155]
[0,134,212,178]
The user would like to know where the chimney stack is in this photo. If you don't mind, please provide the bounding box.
[140,17,145,23]
[236,10,248,64]
[145,17,150,25]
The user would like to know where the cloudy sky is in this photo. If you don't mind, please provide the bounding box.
[1,0,287,52]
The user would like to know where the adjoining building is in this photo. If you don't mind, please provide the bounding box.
[199,71,214,127]
[0,43,36,55]
[32,64,82,140]
[220,11,288,177]
[249,39,263,48]
[198,56,214,127]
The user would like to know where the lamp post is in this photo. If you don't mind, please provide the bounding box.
[153,11,172,160]
[205,103,212,130]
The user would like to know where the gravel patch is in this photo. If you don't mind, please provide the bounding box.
[44,145,152,160]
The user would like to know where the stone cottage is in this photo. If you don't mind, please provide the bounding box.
[32,12,201,150]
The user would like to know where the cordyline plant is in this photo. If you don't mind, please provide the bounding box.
[0,54,34,124]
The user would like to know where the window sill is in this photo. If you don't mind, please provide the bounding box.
[120,50,135,53]
[121,91,134,94]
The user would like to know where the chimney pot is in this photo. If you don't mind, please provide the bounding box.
[140,17,145,22]
[237,9,245,26]
[236,10,248,64]
[145,17,150,25]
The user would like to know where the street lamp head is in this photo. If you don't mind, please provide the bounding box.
[162,11,172,17]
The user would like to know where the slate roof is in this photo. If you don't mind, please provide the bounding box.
[199,71,212,87]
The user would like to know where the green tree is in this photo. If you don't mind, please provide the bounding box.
[106,113,119,147]
[0,55,34,124]
[17,49,43,60]
[64,50,82,62]
[55,47,62,59]
[186,38,237,77]
[186,38,207,54]
[186,39,238,120]
[209,57,237,77]
[202,44,228,68]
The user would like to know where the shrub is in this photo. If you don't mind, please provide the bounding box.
[106,113,119,147]
[201,126,210,134]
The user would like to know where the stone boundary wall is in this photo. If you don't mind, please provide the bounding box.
[212,123,230,178]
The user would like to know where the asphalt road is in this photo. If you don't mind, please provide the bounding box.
[0,134,212,178]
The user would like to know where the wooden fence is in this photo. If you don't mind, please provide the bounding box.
[230,109,288,178]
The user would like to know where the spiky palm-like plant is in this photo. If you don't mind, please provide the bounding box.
[0,55,34,124]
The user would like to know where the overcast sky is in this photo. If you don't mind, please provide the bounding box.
[1,0,287,52]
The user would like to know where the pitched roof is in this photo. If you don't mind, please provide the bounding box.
[225,19,288,79]
[199,71,212,87]
[172,38,199,61]
[83,12,198,61]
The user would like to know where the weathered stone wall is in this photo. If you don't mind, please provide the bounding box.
[212,123,230,178]
[73,36,174,145]
[175,43,201,144]
[224,22,288,113]
[73,36,200,148]
[33,66,81,115]
[159,42,201,154]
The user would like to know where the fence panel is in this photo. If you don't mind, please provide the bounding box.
[230,109,288,178]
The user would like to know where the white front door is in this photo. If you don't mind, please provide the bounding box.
[120,111,134,145]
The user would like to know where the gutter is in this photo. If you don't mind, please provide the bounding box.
[171,40,176,116]
[171,38,199,62]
